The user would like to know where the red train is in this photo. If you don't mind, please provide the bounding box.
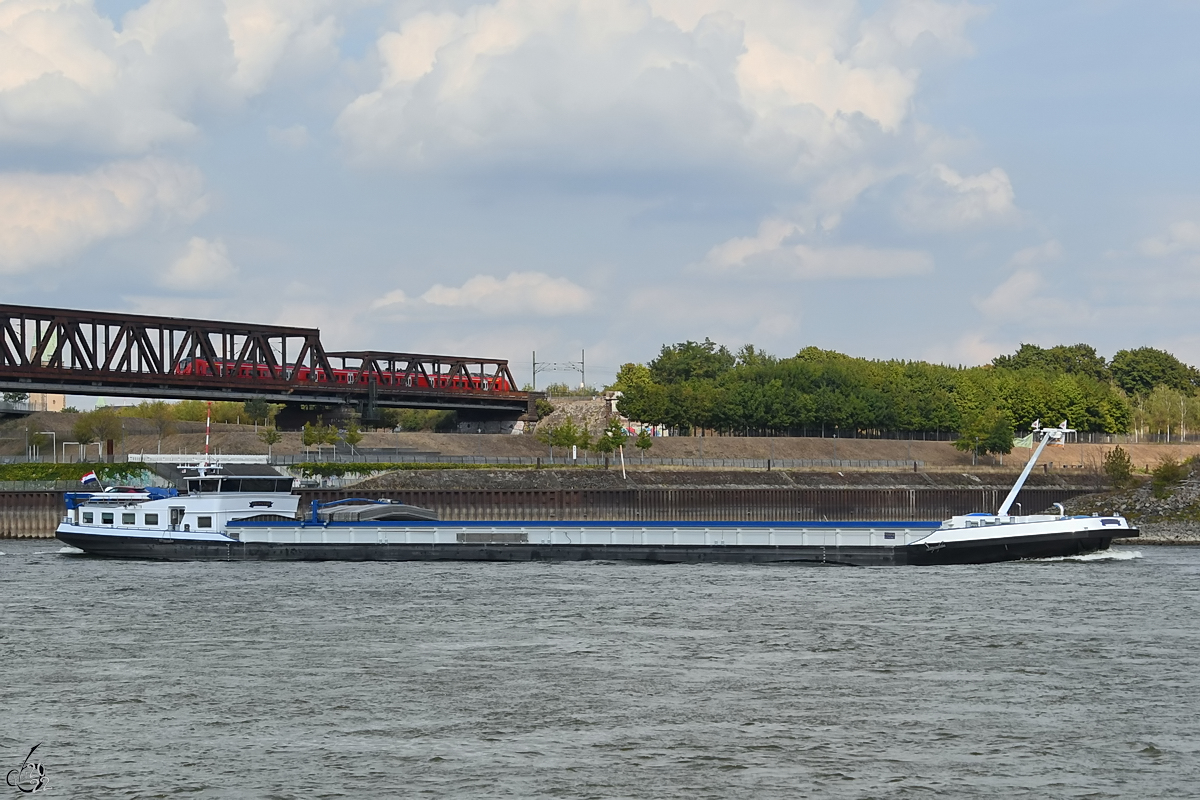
[175,359,513,392]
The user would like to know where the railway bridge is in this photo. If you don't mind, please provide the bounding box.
[0,304,534,428]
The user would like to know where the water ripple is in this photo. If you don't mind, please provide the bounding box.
[0,541,1196,798]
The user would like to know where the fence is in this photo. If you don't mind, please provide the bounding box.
[274,453,926,470]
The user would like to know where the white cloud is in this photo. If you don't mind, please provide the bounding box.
[0,0,338,152]
[160,236,237,290]
[371,288,409,309]
[420,272,591,316]
[976,268,1042,318]
[0,158,206,274]
[926,332,1009,366]
[337,0,983,172]
[268,123,312,150]
[1008,239,1062,266]
[701,221,933,279]
[900,163,1016,229]
[702,218,802,270]
[223,0,340,95]
[774,244,933,279]
[973,242,1069,322]
[1139,221,1200,257]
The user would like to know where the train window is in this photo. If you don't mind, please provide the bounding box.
[82,512,93,524]
[145,513,159,526]
[122,512,136,525]
[101,512,114,525]
[197,516,213,529]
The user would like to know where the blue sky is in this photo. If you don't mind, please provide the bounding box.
[3,0,1199,389]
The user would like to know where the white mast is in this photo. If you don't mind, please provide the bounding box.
[997,420,1074,516]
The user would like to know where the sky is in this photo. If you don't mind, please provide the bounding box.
[3,0,1200,390]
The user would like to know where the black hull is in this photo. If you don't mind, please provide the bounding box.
[56,528,1129,567]
[905,529,1129,566]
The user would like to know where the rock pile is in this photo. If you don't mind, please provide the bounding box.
[1063,469,1200,544]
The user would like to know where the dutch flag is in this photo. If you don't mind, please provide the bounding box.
[81,471,100,487]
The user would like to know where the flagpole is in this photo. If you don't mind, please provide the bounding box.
[204,401,212,465]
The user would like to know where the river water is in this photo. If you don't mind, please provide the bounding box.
[2,541,1197,799]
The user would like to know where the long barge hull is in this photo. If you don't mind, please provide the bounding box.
[55,523,1132,567]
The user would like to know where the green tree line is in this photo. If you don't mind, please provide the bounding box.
[613,340,1200,439]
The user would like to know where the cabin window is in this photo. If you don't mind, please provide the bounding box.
[145,513,159,526]
[82,512,93,524]
[122,513,136,525]
[101,512,114,525]
[197,516,213,529]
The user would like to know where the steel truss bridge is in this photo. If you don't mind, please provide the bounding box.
[0,305,532,423]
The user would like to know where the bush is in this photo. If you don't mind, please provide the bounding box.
[0,463,150,482]
[1151,456,1189,499]
[1103,445,1134,488]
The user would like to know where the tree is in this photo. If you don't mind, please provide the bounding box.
[592,419,629,467]
[3,392,29,403]
[1111,347,1200,396]
[610,362,653,393]
[28,430,50,458]
[537,416,592,458]
[992,343,1111,380]
[649,338,736,384]
[320,420,340,446]
[635,427,654,460]
[137,400,176,445]
[73,408,122,447]
[243,398,271,426]
[258,427,282,457]
[954,410,1014,461]
[342,419,363,450]
[1103,446,1134,488]
[301,421,320,447]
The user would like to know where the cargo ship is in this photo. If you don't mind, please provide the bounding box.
[55,422,1137,566]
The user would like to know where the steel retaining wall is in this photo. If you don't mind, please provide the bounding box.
[2,486,1098,538]
[0,492,65,538]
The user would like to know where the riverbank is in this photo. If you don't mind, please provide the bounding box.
[6,410,1200,473]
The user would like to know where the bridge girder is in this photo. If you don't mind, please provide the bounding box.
[0,305,532,418]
